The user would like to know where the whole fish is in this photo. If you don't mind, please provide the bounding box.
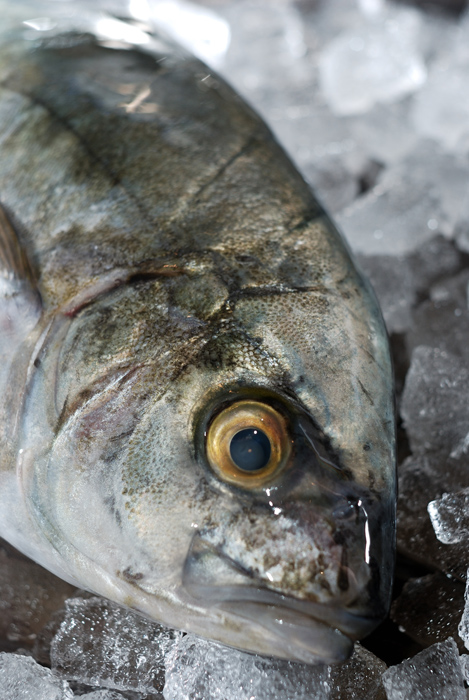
[0,4,395,665]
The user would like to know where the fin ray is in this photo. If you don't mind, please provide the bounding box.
[0,204,36,289]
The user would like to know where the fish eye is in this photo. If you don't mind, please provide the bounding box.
[205,400,291,488]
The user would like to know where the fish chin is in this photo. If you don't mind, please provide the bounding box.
[182,535,380,665]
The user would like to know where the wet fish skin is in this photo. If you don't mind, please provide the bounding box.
[0,7,395,665]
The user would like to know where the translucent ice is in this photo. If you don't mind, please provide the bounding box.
[218,2,307,99]
[401,346,469,459]
[458,573,469,650]
[391,572,465,649]
[405,270,469,365]
[163,633,330,700]
[382,638,466,700]
[411,5,469,151]
[356,236,461,335]
[428,489,469,544]
[397,456,469,579]
[337,143,469,256]
[412,65,469,152]
[319,5,426,115]
[50,597,176,695]
[328,642,387,700]
[459,652,469,683]
[347,99,418,165]
[0,652,74,700]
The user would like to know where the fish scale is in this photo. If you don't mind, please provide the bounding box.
[0,4,395,665]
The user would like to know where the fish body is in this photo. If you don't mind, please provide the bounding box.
[0,4,395,665]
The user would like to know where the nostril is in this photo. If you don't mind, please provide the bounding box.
[333,501,357,521]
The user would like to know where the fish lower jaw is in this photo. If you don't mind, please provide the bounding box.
[209,592,381,665]
[182,539,380,664]
[217,600,355,665]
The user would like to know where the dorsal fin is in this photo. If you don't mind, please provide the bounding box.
[0,202,41,347]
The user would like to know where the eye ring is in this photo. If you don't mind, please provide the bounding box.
[205,400,292,489]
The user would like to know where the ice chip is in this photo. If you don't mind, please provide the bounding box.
[428,489,469,544]
[382,638,465,700]
[459,652,469,683]
[163,633,330,700]
[412,66,469,152]
[50,597,177,695]
[0,652,74,700]
[391,572,465,649]
[318,6,426,115]
[397,456,469,579]
[401,346,469,459]
[356,236,462,335]
[328,642,387,699]
[457,572,469,650]
[218,2,307,97]
[405,270,469,366]
[347,99,418,165]
[337,143,469,256]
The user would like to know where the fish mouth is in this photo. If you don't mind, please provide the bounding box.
[182,535,380,665]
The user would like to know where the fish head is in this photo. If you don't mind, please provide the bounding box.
[27,237,395,666]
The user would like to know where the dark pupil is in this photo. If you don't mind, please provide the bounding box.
[230,428,271,472]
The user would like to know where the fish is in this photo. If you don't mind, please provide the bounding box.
[0,2,396,665]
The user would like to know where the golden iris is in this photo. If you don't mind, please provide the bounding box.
[206,400,291,488]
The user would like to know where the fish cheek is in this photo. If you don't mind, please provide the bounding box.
[119,397,211,586]
[38,370,202,594]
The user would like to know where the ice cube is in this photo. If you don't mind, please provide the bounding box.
[163,633,330,700]
[409,236,462,294]
[347,98,418,165]
[0,652,74,700]
[411,65,469,152]
[405,269,469,362]
[428,489,469,544]
[318,5,426,116]
[401,346,469,459]
[0,539,75,654]
[459,652,469,683]
[457,573,469,650]
[382,637,466,700]
[397,456,469,579]
[50,597,177,695]
[328,642,387,699]
[356,236,462,335]
[337,142,469,256]
[391,572,465,649]
[218,2,308,100]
